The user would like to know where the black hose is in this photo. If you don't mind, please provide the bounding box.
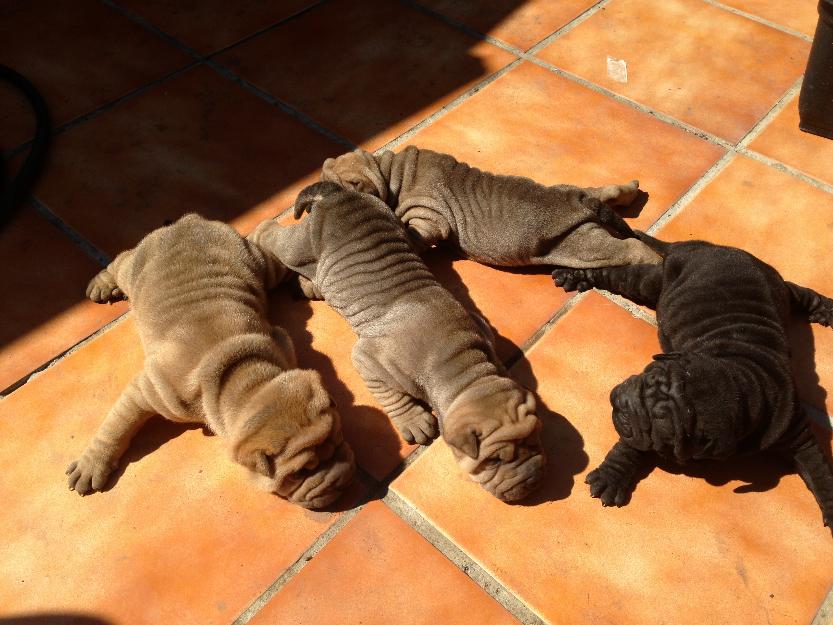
[0,65,51,228]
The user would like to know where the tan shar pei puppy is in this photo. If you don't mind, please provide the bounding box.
[67,213,355,509]
[249,182,546,502]
[321,145,660,267]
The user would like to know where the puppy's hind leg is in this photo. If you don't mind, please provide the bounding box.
[67,371,156,495]
[86,248,136,303]
[586,440,652,507]
[784,422,833,531]
[786,281,833,327]
[552,262,663,309]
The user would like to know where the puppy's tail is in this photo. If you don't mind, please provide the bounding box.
[293,181,345,219]
[584,196,637,239]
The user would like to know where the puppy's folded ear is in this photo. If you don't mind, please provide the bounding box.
[444,422,480,459]
[241,449,273,478]
[293,181,344,219]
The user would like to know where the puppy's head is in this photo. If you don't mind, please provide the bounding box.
[321,150,388,202]
[609,353,703,462]
[444,379,545,502]
[231,369,355,509]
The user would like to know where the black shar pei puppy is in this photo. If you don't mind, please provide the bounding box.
[552,234,833,532]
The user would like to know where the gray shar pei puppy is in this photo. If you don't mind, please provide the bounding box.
[553,234,833,531]
[249,182,546,502]
[68,213,355,509]
[321,145,661,267]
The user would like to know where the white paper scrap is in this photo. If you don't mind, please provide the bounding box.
[606,56,628,84]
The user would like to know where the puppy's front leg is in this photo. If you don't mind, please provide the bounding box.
[786,281,833,327]
[586,441,651,506]
[67,371,156,495]
[553,263,663,309]
[86,249,137,303]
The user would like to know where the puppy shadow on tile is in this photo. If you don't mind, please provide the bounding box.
[103,418,205,491]
[425,250,589,504]
[265,282,403,482]
[613,189,649,220]
[656,452,792,495]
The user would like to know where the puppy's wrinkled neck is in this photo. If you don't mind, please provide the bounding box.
[194,333,286,437]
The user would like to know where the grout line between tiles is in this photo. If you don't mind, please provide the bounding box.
[101,0,356,151]
[205,0,333,59]
[699,0,814,42]
[400,0,525,56]
[1,311,129,398]
[229,503,365,625]
[811,585,833,625]
[380,58,523,153]
[382,489,547,625]
[599,290,657,326]
[31,196,113,266]
[739,148,833,195]
[525,0,611,54]
[737,78,803,148]
[507,292,589,368]
[204,59,356,151]
[644,151,736,235]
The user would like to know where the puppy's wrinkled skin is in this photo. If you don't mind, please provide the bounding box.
[321,146,660,267]
[68,214,355,509]
[553,235,833,532]
[250,183,546,502]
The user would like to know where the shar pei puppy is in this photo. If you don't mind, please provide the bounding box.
[553,234,833,531]
[67,213,355,509]
[249,182,546,502]
[320,145,660,268]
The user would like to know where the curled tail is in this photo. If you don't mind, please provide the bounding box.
[786,281,833,327]
[293,181,345,219]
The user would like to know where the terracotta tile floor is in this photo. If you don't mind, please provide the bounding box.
[1,1,831,624]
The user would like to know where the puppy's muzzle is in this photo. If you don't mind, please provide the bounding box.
[272,434,356,509]
[466,439,546,502]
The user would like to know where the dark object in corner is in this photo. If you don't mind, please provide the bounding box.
[0,65,51,228]
[799,0,833,140]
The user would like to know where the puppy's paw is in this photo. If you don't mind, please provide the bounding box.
[585,464,633,507]
[66,451,116,495]
[611,180,640,207]
[552,267,594,293]
[297,275,324,300]
[86,271,124,304]
[392,407,439,446]
[809,304,833,327]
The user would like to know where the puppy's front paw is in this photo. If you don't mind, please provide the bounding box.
[86,271,124,304]
[809,304,833,327]
[586,464,633,507]
[66,451,117,495]
[392,407,439,446]
[552,268,594,293]
[297,275,324,300]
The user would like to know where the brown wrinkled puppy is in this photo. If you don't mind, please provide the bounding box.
[249,182,546,502]
[67,213,355,509]
[553,235,833,532]
[321,145,660,267]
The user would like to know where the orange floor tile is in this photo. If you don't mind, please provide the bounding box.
[2,1,832,624]
[394,294,833,625]
[247,501,521,625]
[537,0,810,142]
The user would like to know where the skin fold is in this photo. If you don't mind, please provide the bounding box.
[250,182,546,502]
[68,213,355,509]
[553,234,833,533]
[321,145,660,268]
